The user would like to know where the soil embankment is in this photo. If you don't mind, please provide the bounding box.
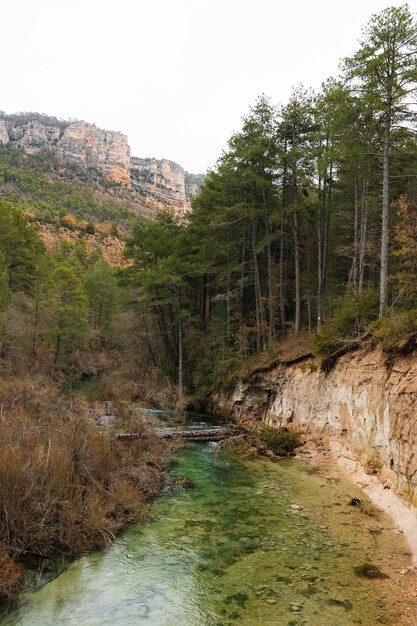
[211,344,417,563]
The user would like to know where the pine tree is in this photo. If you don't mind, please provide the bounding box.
[344,4,417,315]
[85,259,119,349]
[49,264,88,368]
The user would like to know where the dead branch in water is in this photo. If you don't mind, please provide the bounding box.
[116,426,240,443]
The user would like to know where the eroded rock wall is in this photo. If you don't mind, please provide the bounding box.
[56,122,131,186]
[130,157,189,214]
[217,346,417,506]
[0,114,202,213]
[0,116,131,186]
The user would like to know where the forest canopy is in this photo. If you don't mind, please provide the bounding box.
[1,4,417,393]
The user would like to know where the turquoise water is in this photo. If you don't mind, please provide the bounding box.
[61,375,104,399]
[0,436,410,625]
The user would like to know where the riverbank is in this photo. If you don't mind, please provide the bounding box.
[1,434,414,626]
[208,342,417,624]
[295,432,417,566]
[295,434,417,625]
[0,375,174,601]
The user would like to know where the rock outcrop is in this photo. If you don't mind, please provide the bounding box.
[0,120,10,145]
[0,114,131,186]
[130,157,188,213]
[56,121,131,186]
[0,113,203,214]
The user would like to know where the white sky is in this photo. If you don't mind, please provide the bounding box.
[0,0,414,172]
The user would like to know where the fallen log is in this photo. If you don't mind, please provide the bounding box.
[115,426,238,442]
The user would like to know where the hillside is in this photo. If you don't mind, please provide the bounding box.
[0,112,204,220]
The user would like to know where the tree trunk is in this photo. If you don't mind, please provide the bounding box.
[251,221,264,350]
[379,110,391,316]
[178,319,183,400]
[317,176,323,332]
[293,210,301,336]
[32,297,39,355]
[279,213,287,335]
[263,190,274,344]
[53,327,62,368]
[321,161,332,298]
[359,179,369,292]
[142,314,157,368]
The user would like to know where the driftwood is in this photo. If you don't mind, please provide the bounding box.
[115,426,239,443]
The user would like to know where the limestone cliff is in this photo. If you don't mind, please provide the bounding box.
[214,344,417,510]
[131,157,189,214]
[56,121,131,186]
[0,113,203,214]
[0,114,131,186]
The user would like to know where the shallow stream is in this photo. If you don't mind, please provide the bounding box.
[0,413,411,625]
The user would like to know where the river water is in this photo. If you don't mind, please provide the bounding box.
[0,413,411,626]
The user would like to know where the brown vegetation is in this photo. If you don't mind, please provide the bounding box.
[37,223,130,267]
[85,363,188,412]
[0,375,173,600]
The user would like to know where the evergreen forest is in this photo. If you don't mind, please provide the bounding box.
[1,4,417,600]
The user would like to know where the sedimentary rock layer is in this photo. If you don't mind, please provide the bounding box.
[1,115,131,186]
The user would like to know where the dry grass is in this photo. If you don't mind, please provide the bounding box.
[0,375,173,600]
[85,365,185,410]
[238,332,313,380]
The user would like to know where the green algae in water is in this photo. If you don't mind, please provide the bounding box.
[0,442,410,626]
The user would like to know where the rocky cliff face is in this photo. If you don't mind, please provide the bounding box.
[0,113,202,213]
[215,345,417,509]
[131,157,189,214]
[56,121,131,186]
[0,114,131,186]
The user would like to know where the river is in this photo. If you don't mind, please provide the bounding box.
[0,412,411,625]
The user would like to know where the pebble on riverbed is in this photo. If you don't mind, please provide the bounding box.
[290,504,304,511]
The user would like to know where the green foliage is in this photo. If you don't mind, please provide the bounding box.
[298,360,317,373]
[329,290,379,337]
[312,290,379,357]
[84,221,96,234]
[259,425,303,454]
[0,145,132,228]
[193,350,241,398]
[85,259,119,347]
[371,309,417,350]
[2,6,417,392]
[48,264,88,366]
[0,201,45,293]
[0,202,126,369]
[311,329,340,357]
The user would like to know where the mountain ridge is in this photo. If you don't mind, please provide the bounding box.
[0,112,203,216]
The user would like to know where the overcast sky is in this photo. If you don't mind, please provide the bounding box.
[0,0,414,172]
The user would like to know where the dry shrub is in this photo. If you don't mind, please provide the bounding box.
[89,365,183,409]
[0,375,172,600]
[218,435,259,459]
[0,546,23,600]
